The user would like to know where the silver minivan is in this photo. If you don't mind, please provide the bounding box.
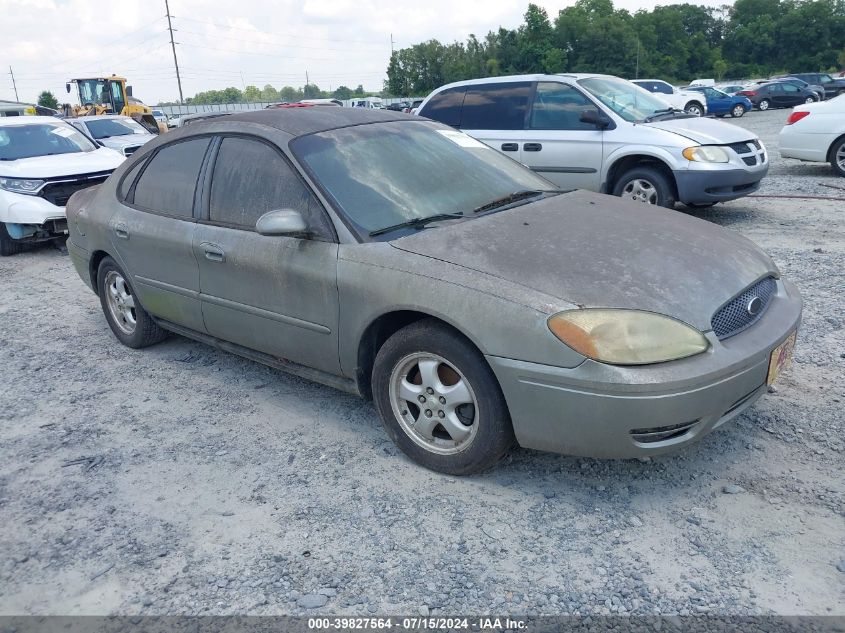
[417,74,768,208]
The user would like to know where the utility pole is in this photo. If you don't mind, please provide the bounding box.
[9,66,19,101]
[164,0,184,104]
[305,70,309,87]
[635,39,640,79]
[390,34,394,55]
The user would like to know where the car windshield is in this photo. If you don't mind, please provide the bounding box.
[291,120,555,238]
[0,123,96,160]
[85,118,148,139]
[578,76,674,122]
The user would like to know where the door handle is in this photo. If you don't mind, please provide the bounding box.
[501,142,518,152]
[201,242,225,263]
[114,223,129,239]
[523,143,542,152]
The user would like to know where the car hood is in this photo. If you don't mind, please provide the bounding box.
[99,135,154,150]
[643,116,755,145]
[389,190,778,331]
[0,147,124,178]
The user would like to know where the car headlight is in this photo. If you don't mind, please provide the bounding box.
[547,309,709,365]
[0,177,45,195]
[682,146,729,163]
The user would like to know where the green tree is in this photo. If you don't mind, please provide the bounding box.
[354,84,365,96]
[243,85,261,102]
[332,85,353,100]
[37,90,58,109]
[303,84,322,99]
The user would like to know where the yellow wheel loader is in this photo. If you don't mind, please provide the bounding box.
[64,76,166,134]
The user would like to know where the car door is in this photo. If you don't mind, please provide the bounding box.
[193,135,341,375]
[706,88,730,115]
[108,137,211,333]
[519,81,604,191]
[456,82,531,166]
[780,83,803,106]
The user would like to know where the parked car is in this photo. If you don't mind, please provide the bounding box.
[386,101,410,112]
[717,84,747,95]
[299,99,343,107]
[404,99,423,114]
[779,94,845,177]
[65,108,802,474]
[775,77,825,101]
[68,115,157,157]
[689,78,715,86]
[787,73,845,99]
[630,79,707,116]
[418,74,768,208]
[685,86,752,118]
[736,82,817,110]
[0,116,123,255]
[151,110,169,126]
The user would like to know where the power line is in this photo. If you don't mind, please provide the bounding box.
[176,28,385,52]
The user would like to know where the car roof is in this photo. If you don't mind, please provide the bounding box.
[429,73,618,92]
[0,115,67,127]
[185,108,411,137]
[67,115,134,122]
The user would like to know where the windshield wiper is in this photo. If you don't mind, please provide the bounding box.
[472,189,560,214]
[369,212,465,237]
[643,108,695,123]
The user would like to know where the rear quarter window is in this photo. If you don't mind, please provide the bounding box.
[418,87,467,127]
[131,137,210,217]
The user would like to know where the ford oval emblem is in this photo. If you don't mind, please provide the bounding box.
[747,296,763,317]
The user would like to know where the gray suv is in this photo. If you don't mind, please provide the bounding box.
[418,74,769,208]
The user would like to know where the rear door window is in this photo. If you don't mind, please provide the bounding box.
[418,86,466,127]
[132,137,210,217]
[529,82,599,130]
[461,82,531,130]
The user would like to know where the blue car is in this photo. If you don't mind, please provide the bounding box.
[686,86,752,118]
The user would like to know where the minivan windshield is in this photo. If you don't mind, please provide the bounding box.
[0,123,97,160]
[579,77,680,122]
[292,120,556,238]
[84,118,148,139]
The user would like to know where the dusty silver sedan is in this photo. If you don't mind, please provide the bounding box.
[66,108,802,474]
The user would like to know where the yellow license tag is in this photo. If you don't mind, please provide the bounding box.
[767,331,796,385]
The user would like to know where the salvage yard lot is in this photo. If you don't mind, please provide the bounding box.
[1,109,843,617]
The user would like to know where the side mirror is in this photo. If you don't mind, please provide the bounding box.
[255,209,307,236]
[579,108,611,129]
[65,83,71,94]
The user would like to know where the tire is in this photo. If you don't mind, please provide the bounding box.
[0,223,24,257]
[830,137,845,177]
[372,319,515,475]
[684,102,704,116]
[730,104,746,118]
[758,99,770,111]
[96,256,167,349]
[612,166,676,208]
[804,96,815,104]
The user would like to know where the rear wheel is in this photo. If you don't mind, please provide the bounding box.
[612,166,676,208]
[0,223,24,257]
[758,99,770,111]
[831,137,845,177]
[730,104,746,118]
[804,96,815,104]
[372,319,515,474]
[684,102,704,116]
[97,256,168,348]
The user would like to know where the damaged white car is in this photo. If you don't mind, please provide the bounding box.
[0,116,124,255]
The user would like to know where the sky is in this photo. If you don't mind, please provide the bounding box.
[2,0,727,105]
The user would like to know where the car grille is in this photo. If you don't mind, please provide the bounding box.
[711,276,777,340]
[37,171,113,207]
[727,139,767,166]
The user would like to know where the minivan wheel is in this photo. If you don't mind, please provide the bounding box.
[0,223,24,257]
[613,166,676,208]
[97,256,168,349]
[831,137,845,177]
[731,104,746,118]
[758,99,770,111]
[685,102,704,116]
[372,319,515,475]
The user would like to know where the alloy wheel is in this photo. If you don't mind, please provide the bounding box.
[104,270,137,335]
[732,105,744,118]
[759,100,770,111]
[388,352,479,455]
[805,97,815,104]
[686,104,702,116]
[621,178,658,204]
[836,144,845,172]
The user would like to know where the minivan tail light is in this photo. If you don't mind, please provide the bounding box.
[786,111,810,125]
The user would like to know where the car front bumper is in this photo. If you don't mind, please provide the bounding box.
[674,165,768,204]
[487,278,802,458]
[0,190,68,241]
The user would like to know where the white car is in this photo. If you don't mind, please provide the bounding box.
[68,115,156,157]
[631,79,708,116]
[779,95,845,176]
[0,116,124,255]
[151,109,169,126]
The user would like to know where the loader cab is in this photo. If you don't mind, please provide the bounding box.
[70,78,127,114]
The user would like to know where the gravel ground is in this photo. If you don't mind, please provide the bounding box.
[1,110,843,618]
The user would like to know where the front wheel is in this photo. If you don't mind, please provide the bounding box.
[758,99,770,111]
[831,137,845,177]
[97,256,168,348]
[805,96,816,104]
[684,102,704,116]
[731,104,746,118]
[612,166,676,208]
[0,223,24,257]
[372,319,515,474]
